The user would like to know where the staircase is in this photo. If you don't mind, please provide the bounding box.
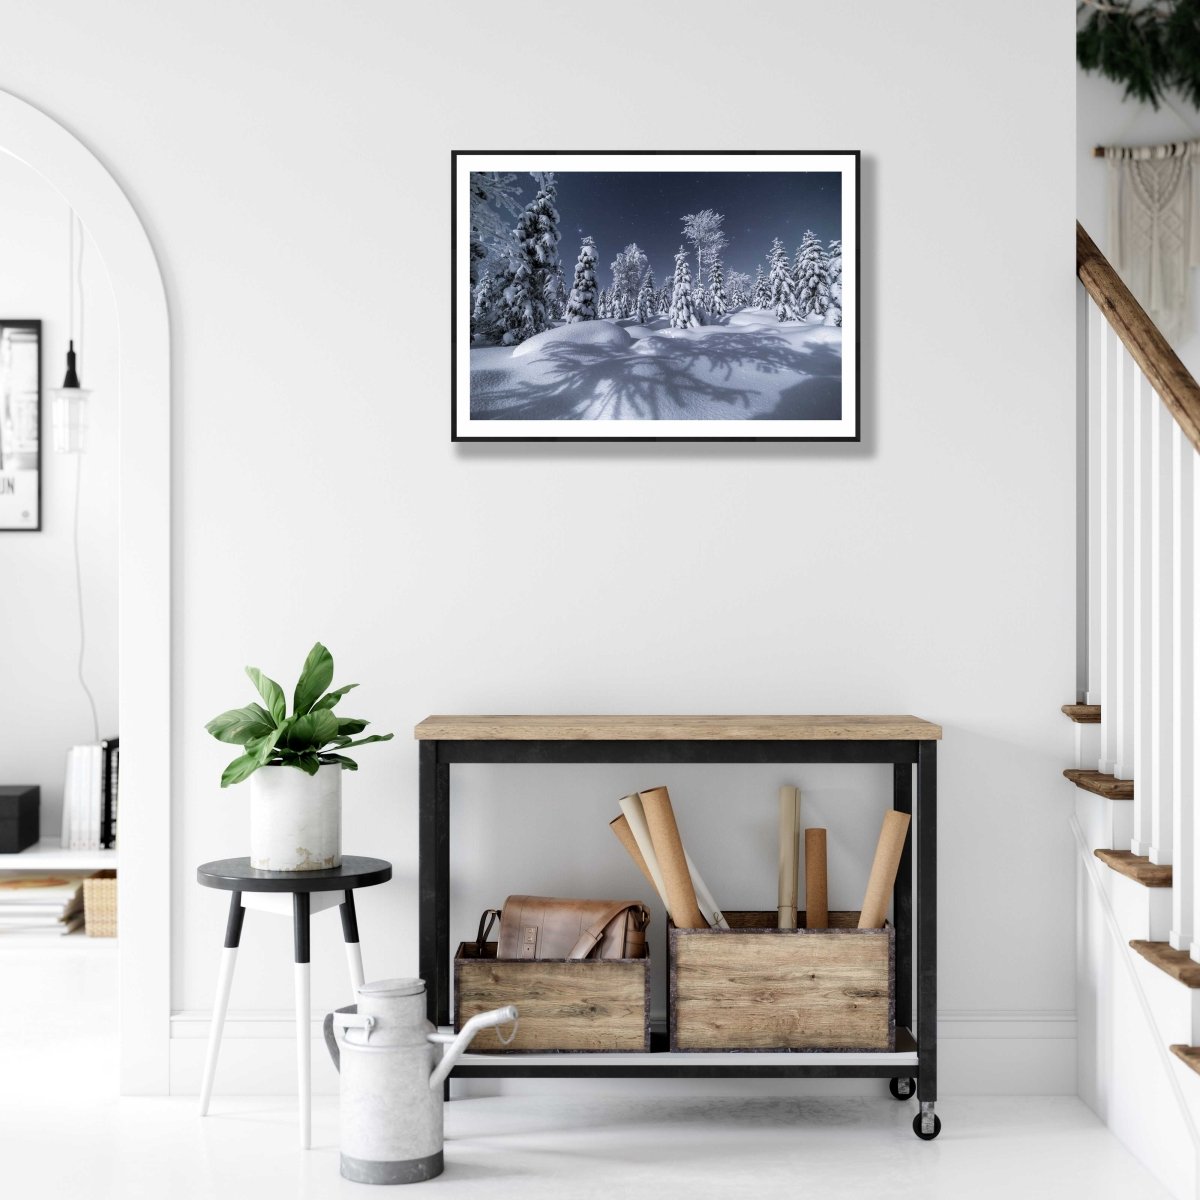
[1073,224,1200,1199]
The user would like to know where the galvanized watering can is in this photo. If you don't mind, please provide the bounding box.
[324,977,517,1185]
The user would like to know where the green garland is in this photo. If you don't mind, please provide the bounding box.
[1078,0,1200,109]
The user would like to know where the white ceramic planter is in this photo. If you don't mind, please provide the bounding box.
[250,762,342,871]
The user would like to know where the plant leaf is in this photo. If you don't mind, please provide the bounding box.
[245,667,286,724]
[293,642,335,716]
[336,717,369,737]
[295,752,321,776]
[319,753,359,771]
[250,726,284,765]
[336,733,395,751]
[220,752,261,787]
[206,703,275,746]
[312,683,358,712]
[281,708,340,753]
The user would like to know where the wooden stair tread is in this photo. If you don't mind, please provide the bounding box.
[1094,849,1172,887]
[1063,769,1134,799]
[1130,941,1200,987]
[1170,1045,1200,1076]
[1062,704,1101,724]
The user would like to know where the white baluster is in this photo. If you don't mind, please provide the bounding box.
[1131,369,1155,853]
[1170,425,1194,946]
[1114,347,1136,781]
[1188,442,1200,964]
[1099,322,1120,776]
[1086,299,1103,709]
[1149,400,1176,866]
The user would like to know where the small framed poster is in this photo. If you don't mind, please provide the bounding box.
[0,320,41,530]
[452,150,858,442]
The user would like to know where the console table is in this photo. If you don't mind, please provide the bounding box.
[414,715,941,1139]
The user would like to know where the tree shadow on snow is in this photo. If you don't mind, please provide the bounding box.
[471,331,842,422]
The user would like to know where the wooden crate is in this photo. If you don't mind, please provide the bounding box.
[454,941,650,1053]
[669,910,894,1052]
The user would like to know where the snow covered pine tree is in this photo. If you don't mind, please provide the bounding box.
[636,269,656,324]
[707,260,728,317]
[565,236,598,323]
[769,238,803,322]
[471,268,506,343]
[497,173,562,345]
[825,238,843,326]
[794,229,831,320]
[669,246,700,330]
[752,264,769,309]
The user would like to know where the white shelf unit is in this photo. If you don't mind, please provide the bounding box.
[0,837,118,871]
[0,839,117,946]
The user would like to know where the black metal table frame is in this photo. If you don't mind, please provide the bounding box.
[418,738,935,1113]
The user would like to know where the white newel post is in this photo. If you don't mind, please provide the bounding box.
[1086,300,1103,709]
[1099,323,1120,777]
[1170,427,1195,947]
[1114,348,1136,781]
[1132,370,1155,852]
[1149,400,1176,866]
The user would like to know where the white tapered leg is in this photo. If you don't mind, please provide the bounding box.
[199,946,238,1116]
[345,940,365,994]
[294,961,311,1149]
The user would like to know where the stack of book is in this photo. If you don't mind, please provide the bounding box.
[61,738,119,851]
[0,872,88,935]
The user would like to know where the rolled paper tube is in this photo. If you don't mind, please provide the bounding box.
[609,813,662,899]
[858,810,912,929]
[683,849,730,930]
[778,786,799,929]
[617,794,671,911]
[805,828,828,930]
[638,785,708,929]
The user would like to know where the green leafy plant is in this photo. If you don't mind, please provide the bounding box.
[1078,1,1200,110]
[206,642,394,787]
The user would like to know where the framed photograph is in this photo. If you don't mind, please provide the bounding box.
[0,320,42,529]
[452,151,858,442]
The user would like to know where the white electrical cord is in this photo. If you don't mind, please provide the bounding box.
[67,207,99,744]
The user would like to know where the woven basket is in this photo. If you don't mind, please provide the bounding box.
[83,870,117,938]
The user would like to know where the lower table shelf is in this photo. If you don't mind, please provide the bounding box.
[445,1025,919,1078]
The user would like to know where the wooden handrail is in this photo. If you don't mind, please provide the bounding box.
[1077,221,1200,454]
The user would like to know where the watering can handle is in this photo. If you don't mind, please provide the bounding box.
[323,1012,340,1073]
[324,1004,374,1072]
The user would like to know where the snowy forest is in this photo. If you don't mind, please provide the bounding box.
[466,170,845,423]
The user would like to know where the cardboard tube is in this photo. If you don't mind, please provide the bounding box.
[617,795,670,909]
[805,828,828,929]
[858,811,911,928]
[685,850,730,930]
[778,786,799,929]
[610,813,661,899]
[638,786,708,929]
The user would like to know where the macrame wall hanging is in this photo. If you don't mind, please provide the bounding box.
[1099,140,1200,341]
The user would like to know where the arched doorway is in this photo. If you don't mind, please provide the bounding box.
[0,89,171,1094]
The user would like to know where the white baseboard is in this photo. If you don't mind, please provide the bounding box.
[169,1009,1077,1098]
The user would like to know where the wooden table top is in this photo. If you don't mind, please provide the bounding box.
[413,715,942,742]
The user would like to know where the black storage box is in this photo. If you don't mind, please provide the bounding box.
[0,786,39,853]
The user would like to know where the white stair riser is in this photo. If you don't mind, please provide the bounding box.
[1106,871,1171,943]
[1075,791,1133,856]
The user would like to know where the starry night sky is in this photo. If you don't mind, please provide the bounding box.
[479,170,841,289]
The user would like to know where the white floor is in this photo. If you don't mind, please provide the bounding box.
[0,945,1175,1199]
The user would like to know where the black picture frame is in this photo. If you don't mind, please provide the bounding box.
[0,319,43,530]
[452,150,860,443]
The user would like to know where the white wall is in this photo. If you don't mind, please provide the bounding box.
[1078,68,1200,375]
[0,1,1077,1094]
[0,152,117,835]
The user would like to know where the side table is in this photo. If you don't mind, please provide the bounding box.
[196,855,392,1148]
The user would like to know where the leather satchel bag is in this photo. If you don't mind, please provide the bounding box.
[474,895,649,961]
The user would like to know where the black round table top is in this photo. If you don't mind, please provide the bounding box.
[197,856,392,893]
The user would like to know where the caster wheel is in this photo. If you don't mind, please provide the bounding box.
[913,1112,942,1141]
[889,1077,915,1101]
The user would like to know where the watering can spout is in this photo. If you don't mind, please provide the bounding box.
[428,1006,518,1090]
